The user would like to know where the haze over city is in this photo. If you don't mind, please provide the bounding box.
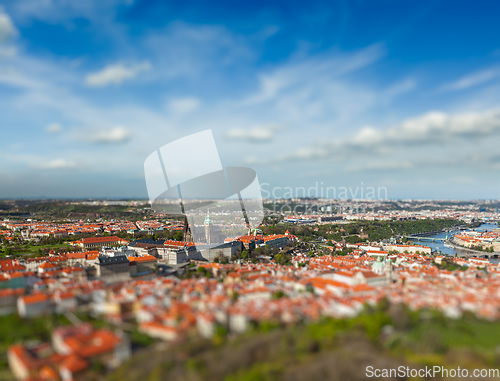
[1,0,500,199]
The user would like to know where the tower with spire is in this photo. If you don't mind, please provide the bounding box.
[204,210,214,244]
[183,215,194,243]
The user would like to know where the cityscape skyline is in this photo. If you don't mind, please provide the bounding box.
[3,2,500,380]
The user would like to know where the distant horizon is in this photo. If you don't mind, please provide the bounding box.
[1,197,500,203]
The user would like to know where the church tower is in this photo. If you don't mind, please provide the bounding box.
[204,210,214,244]
[183,216,194,243]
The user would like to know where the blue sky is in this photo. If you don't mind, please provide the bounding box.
[1,0,500,200]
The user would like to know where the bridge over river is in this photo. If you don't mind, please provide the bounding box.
[403,223,500,259]
[403,225,474,242]
[406,235,446,242]
[403,230,448,242]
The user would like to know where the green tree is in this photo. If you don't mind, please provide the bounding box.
[274,253,290,265]
[272,290,286,299]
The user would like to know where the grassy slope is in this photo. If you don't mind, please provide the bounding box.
[0,314,71,379]
[100,303,500,381]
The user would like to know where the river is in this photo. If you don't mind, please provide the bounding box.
[408,222,499,262]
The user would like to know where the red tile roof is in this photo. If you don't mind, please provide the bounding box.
[21,293,49,305]
[78,236,128,244]
[128,255,157,263]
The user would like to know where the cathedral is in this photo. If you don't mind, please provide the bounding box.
[183,210,225,245]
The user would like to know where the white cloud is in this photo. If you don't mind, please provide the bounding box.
[274,108,500,163]
[241,44,385,108]
[143,22,254,83]
[167,97,200,114]
[227,125,284,143]
[85,62,151,87]
[344,153,500,174]
[229,44,390,136]
[32,159,79,170]
[243,74,285,105]
[85,126,131,144]
[384,79,416,98]
[245,156,259,164]
[46,122,62,133]
[11,0,134,24]
[442,68,500,91]
[0,8,16,42]
[361,109,500,146]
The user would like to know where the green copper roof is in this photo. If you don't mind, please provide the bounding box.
[204,210,212,225]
